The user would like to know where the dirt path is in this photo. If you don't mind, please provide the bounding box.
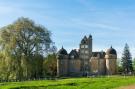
[118,84,135,89]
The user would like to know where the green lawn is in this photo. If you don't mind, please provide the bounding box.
[1,76,135,89]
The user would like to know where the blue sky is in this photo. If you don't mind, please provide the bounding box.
[0,0,135,58]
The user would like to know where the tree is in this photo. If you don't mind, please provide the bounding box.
[0,17,52,80]
[133,58,135,71]
[43,53,57,77]
[117,58,123,74]
[121,43,133,74]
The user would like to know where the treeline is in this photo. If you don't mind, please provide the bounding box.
[0,17,57,80]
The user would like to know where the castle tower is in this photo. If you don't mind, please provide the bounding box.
[79,35,92,76]
[105,46,117,75]
[57,47,68,76]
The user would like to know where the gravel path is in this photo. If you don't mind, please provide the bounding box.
[118,84,135,89]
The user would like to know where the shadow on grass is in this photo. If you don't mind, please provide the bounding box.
[10,82,79,89]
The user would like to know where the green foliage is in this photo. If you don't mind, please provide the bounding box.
[0,17,52,80]
[133,58,135,71]
[43,53,57,77]
[117,58,123,73]
[121,43,133,74]
[1,76,135,89]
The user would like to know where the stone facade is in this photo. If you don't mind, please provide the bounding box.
[90,52,106,75]
[57,35,117,76]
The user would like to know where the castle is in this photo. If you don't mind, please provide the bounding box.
[57,35,117,76]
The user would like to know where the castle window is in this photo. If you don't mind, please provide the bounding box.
[81,45,84,48]
[71,55,74,59]
[85,56,89,59]
[85,45,88,48]
[85,50,89,54]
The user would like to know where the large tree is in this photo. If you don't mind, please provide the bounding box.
[0,17,52,80]
[121,43,133,74]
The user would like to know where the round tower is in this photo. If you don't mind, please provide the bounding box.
[105,46,117,75]
[57,47,68,76]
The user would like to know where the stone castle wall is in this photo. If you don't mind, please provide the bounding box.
[68,59,81,76]
[57,56,68,76]
[57,35,117,76]
[90,57,106,75]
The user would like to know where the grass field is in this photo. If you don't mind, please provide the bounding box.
[1,76,135,89]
